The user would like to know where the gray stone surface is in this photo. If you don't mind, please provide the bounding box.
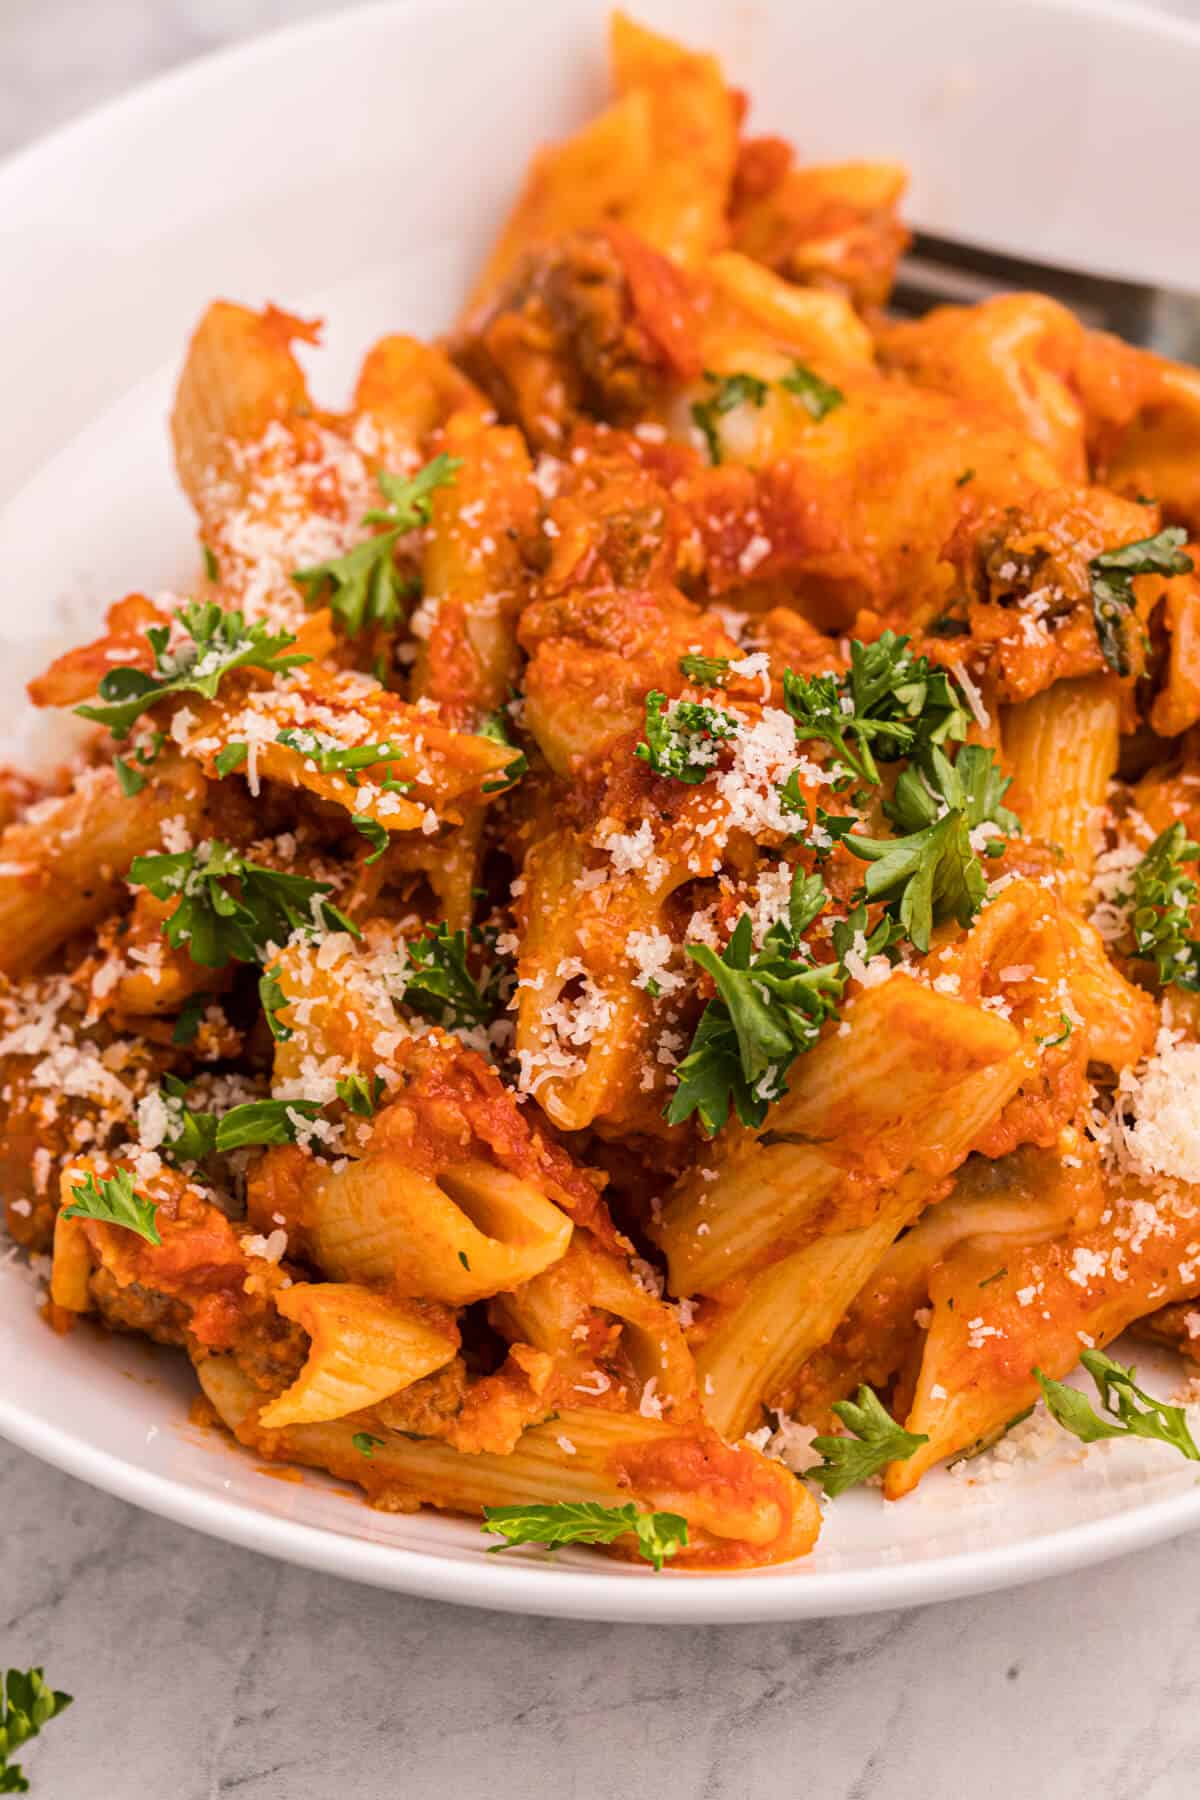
[3,3,1200,1795]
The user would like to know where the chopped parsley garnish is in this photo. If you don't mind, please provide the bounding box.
[172,994,206,1047]
[62,1169,161,1246]
[1036,1013,1074,1048]
[202,544,220,581]
[214,742,249,777]
[352,1432,385,1458]
[351,815,390,863]
[846,744,1017,953]
[274,729,409,779]
[780,362,845,422]
[457,1250,471,1270]
[1128,822,1200,988]
[113,731,164,797]
[0,1667,73,1793]
[691,370,768,465]
[667,868,844,1134]
[678,653,733,686]
[1089,527,1193,676]
[404,923,504,1030]
[336,1073,385,1116]
[482,1501,689,1571]
[157,1077,321,1160]
[782,633,970,786]
[258,970,293,1042]
[292,454,461,636]
[74,600,308,739]
[926,611,971,638]
[1036,1350,1200,1461]
[635,691,737,784]
[129,840,358,969]
[806,1385,928,1497]
[956,467,975,487]
[478,711,529,793]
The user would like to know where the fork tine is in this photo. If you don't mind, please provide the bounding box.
[894,230,1200,359]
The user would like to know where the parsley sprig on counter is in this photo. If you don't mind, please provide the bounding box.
[1089,526,1193,676]
[1036,1350,1200,1461]
[0,1667,73,1793]
[782,632,970,787]
[1127,822,1200,988]
[807,1385,929,1497]
[75,601,308,739]
[129,841,358,968]
[846,744,1018,953]
[62,1170,161,1246]
[293,453,461,636]
[667,870,846,1133]
[482,1501,689,1571]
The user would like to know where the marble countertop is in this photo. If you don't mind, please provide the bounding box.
[4,3,1200,1795]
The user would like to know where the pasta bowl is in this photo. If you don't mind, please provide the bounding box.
[1,0,1200,1621]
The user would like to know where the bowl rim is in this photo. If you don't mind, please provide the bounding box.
[5,0,1200,1623]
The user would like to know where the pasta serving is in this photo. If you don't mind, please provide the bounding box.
[7,12,1200,1574]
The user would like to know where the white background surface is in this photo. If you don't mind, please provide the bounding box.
[3,1,1200,1794]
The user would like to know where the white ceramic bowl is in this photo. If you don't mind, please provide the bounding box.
[2,0,1200,1623]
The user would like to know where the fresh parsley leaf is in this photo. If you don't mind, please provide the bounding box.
[292,455,461,637]
[336,1073,385,1117]
[365,455,463,529]
[782,633,969,785]
[352,1432,384,1458]
[114,757,146,797]
[75,601,308,739]
[955,467,975,487]
[172,995,206,1046]
[780,361,845,421]
[202,544,220,581]
[351,815,389,864]
[129,840,358,969]
[1128,822,1200,988]
[846,744,1017,952]
[258,970,292,1042]
[274,729,408,778]
[1036,1012,1074,1048]
[403,923,502,1030]
[807,1385,928,1496]
[114,731,164,797]
[667,869,844,1133]
[214,742,249,777]
[926,611,971,638]
[0,1667,73,1793]
[635,690,736,784]
[678,653,732,686]
[157,1079,321,1160]
[481,1501,689,1571]
[691,370,768,465]
[478,711,528,793]
[62,1169,161,1246]
[1089,527,1193,676]
[1037,1350,1200,1460]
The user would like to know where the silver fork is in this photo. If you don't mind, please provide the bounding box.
[892,230,1200,362]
